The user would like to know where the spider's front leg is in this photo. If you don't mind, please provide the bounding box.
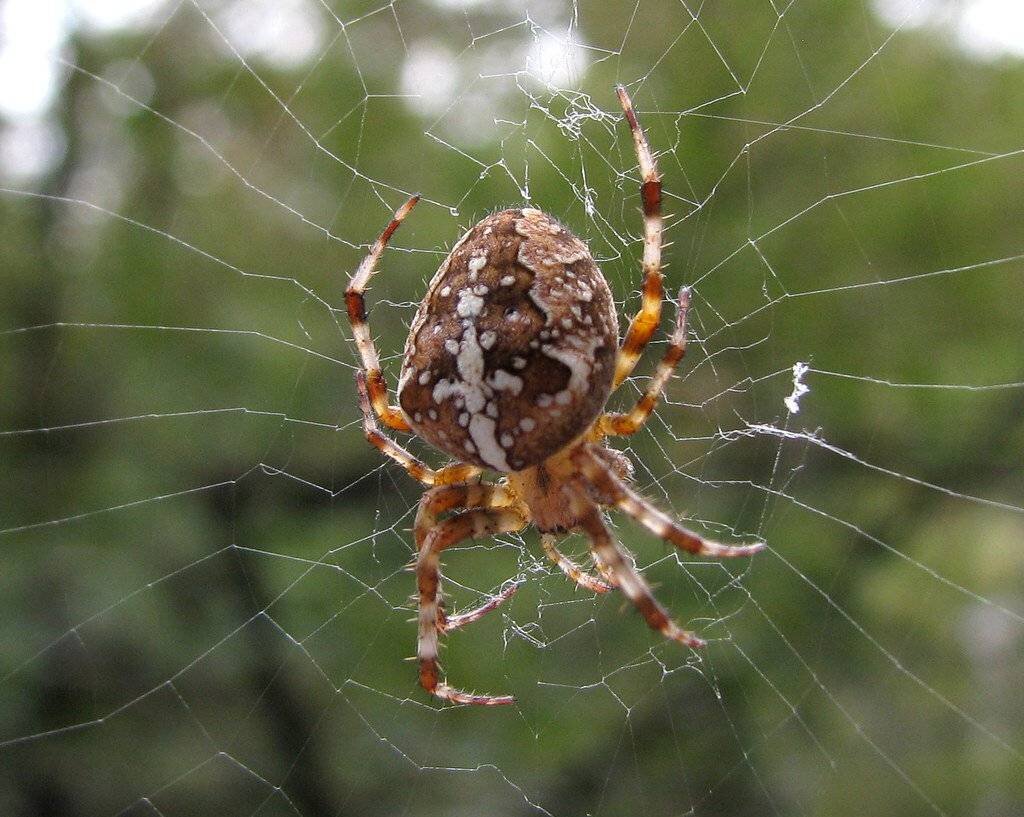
[574,497,705,648]
[575,446,765,559]
[416,506,527,706]
[415,484,524,630]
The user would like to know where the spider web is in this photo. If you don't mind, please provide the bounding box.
[2,1,1023,815]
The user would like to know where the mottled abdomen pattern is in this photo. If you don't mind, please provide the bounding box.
[397,208,618,472]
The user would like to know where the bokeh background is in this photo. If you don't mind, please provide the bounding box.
[2,1,1023,815]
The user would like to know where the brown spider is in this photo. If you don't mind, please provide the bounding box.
[345,86,764,706]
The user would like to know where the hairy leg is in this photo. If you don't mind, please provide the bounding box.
[613,85,664,390]
[417,507,527,706]
[415,483,517,547]
[415,483,524,630]
[345,195,419,431]
[601,286,689,436]
[575,446,764,558]
[541,533,613,594]
[574,497,704,648]
[356,370,479,486]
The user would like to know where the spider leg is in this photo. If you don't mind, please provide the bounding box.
[574,496,704,648]
[575,446,765,558]
[541,533,614,593]
[415,483,524,631]
[415,483,517,547]
[613,85,664,390]
[356,371,480,486]
[601,286,689,436]
[591,552,619,587]
[417,507,527,706]
[345,195,419,432]
[443,580,522,632]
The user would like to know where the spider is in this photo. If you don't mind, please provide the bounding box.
[345,86,764,706]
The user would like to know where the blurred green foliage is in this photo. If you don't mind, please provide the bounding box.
[1,1,1023,816]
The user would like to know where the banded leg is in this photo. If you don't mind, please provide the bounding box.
[575,498,704,648]
[415,484,524,630]
[575,447,765,558]
[415,483,518,548]
[591,551,619,587]
[444,581,522,632]
[417,507,527,706]
[613,85,664,389]
[345,195,420,431]
[601,286,689,436]
[357,371,479,486]
[541,533,613,593]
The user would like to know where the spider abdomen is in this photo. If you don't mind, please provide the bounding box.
[398,208,618,472]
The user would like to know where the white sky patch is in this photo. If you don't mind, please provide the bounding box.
[424,0,497,11]
[784,362,811,414]
[0,0,68,119]
[525,30,587,90]
[873,0,952,28]
[958,0,1024,58]
[874,0,1024,59]
[400,42,457,116]
[71,0,165,32]
[0,118,66,181]
[215,0,325,70]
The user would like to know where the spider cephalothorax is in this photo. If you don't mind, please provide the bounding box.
[345,87,764,706]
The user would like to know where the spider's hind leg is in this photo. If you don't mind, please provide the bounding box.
[356,371,480,487]
[601,287,690,437]
[345,194,419,431]
[613,85,664,390]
